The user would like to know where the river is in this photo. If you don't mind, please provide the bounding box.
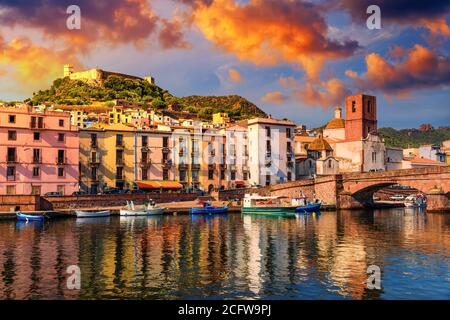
[0,208,448,300]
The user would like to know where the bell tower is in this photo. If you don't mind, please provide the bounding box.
[345,94,377,141]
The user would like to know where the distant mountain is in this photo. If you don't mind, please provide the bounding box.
[25,76,266,121]
[378,126,450,148]
[176,95,266,120]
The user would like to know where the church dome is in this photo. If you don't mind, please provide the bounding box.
[309,135,333,151]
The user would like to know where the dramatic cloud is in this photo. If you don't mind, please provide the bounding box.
[261,91,286,104]
[228,68,242,83]
[348,45,450,96]
[193,0,359,80]
[0,36,82,94]
[158,18,190,49]
[335,0,450,36]
[0,0,186,50]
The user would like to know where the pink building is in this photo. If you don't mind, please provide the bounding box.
[0,106,79,196]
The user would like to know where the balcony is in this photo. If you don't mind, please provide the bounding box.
[90,141,98,149]
[191,150,200,157]
[191,163,201,170]
[89,157,101,166]
[141,146,149,152]
[162,147,170,153]
[7,174,16,181]
[30,122,45,129]
[163,160,173,169]
[56,157,68,165]
[115,175,124,181]
[265,152,272,159]
[210,150,216,157]
[178,149,185,157]
[265,160,272,168]
[139,159,152,167]
[7,157,18,164]
[287,161,294,168]
[178,163,188,170]
[243,165,249,172]
[33,156,42,164]
[220,163,227,170]
[230,164,237,171]
[116,142,124,149]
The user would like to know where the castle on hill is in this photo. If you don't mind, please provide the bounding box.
[63,64,155,86]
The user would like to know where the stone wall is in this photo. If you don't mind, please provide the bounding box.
[213,187,270,201]
[0,195,41,212]
[41,193,198,210]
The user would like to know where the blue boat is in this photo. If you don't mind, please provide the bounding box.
[190,206,228,215]
[295,202,321,213]
[16,212,46,222]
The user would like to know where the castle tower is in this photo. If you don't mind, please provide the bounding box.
[64,64,74,77]
[345,94,377,141]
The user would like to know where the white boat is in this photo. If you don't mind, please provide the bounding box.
[75,210,111,218]
[404,194,427,208]
[119,200,166,216]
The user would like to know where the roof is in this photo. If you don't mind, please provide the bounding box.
[309,135,333,151]
[325,118,345,129]
[247,118,296,127]
[294,135,316,143]
[409,157,448,166]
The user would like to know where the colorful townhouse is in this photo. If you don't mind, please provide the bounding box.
[0,105,79,195]
[79,123,135,193]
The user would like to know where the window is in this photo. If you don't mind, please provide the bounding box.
[141,151,148,163]
[34,132,40,141]
[243,172,248,181]
[58,167,65,177]
[372,152,377,163]
[58,133,65,142]
[31,186,41,195]
[286,128,291,138]
[266,126,271,137]
[287,141,292,154]
[33,149,41,163]
[7,166,15,177]
[208,170,214,180]
[8,115,16,123]
[33,167,40,177]
[7,148,16,162]
[328,160,333,168]
[230,171,236,181]
[352,101,356,112]
[37,117,43,128]
[116,167,124,180]
[59,119,64,127]
[266,174,271,186]
[6,186,15,195]
[8,131,17,141]
[163,136,169,148]
[266,140,271,155]
[142,168,148,180]
[57,185,64,196]
[91,167,97,180]
[91,133,97,147]
[116,150,123,165]
[179,170,186,182]
[367,100,372,113]
[57,150,65,164]
[163,169,169,181]
[116,134,123,147]
[220,170,225,180]
[142,136,148,147]
[287,172,292,181]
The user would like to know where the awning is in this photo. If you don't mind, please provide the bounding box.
[136,181,183,189]
[235,180,246,185]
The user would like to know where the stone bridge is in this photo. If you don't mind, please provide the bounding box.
[267,166,450,212]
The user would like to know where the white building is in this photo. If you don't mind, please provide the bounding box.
[247,118,296,186]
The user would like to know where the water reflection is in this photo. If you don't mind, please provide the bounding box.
[0,209,448,300]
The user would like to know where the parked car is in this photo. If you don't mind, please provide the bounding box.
[103,189,123,195]
[44,191,62,197]
[389,194,405,201]
[125,189,145,194]
[72,191,87,196]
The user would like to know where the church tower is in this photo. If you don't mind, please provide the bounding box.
[345,94,377,141]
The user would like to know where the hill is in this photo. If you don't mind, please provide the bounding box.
[378,127,450,148]
[25,76,266,121]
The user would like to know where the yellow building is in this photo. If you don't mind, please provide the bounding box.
[212,112,230,125]
[79,123,135,193]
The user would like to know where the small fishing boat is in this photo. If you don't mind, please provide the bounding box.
[241,194,296,217]
[292,196,321,213]
[75,210,111,218]
[404,194,427,208]
[16,212,46,222]
[120,200,166,216]
[190,202,228,215]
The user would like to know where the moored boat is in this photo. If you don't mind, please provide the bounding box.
[292,196,322,213]
[190,205,228,214]
[75,210,111,218]
[16,212,46,222]
[120,200,166,216]
[241,194,296,217]
[404,194,427,208]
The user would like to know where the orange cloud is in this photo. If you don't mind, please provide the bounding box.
[228,68,242,83]
[0,37,82,95]
[193,0,358,80]
[158,18,190,49]
[261,91,286,104]
[344,70,358,79]
[353,44,450,95]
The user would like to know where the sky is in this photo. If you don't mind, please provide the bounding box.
[0,0,449,129]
